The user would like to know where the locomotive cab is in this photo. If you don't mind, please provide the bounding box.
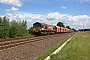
[33,22,41,28]
[33,22,43,36]
[33,22,50,35]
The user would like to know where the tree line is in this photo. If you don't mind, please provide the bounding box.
[0,16,30,38]
[79,29,90,31]
[57,22,71,29]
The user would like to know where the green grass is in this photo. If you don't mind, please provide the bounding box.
[36,34,74,60]
[50,32,90,60]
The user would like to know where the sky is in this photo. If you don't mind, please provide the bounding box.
[0,0,90,30]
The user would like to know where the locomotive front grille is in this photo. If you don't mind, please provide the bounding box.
[33,28,41,32]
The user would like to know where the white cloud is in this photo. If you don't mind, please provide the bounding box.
[67,15,90,29]
[6,7,19,12]
[61,6,66,9]
[6,13,12,17]
[16,14,26,19]
[47,12,61,20]
[79,0,90,2]
[48,12,61,18]
[68,15,89,23]
[0,0,23,7]
[6,12,90,30]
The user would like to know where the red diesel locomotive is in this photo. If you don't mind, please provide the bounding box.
[33,22,73,36]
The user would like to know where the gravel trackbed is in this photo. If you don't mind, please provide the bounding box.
[0,33,74,60]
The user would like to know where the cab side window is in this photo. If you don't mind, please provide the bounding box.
[45,26,47,29]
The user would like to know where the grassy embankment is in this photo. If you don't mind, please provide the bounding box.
[36,33,74,60]
[50,31,90,60]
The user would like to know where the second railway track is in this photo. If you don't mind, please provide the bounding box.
[0,34,62,51]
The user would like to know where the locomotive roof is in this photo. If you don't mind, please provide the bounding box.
[55,26,60,28]
[33,22,71,30]
[55,26,64,28]
[34,22,55,27]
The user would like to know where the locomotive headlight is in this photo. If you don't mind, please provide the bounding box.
[33,29,35,31]
[42,28,44,30]
[39,28,42,31]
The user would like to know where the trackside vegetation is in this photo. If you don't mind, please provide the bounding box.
[0,16,33,39]
[36,34,74,60]
[50,32,90,60]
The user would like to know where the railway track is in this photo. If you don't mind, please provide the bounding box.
[0,34,62,51]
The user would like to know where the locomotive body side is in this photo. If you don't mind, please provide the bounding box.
[60,27,64,33]
[55,26,61,33]
[33,22,55,36]
[63,28,67,33]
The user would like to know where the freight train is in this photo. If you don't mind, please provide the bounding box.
[33,22,74,36]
